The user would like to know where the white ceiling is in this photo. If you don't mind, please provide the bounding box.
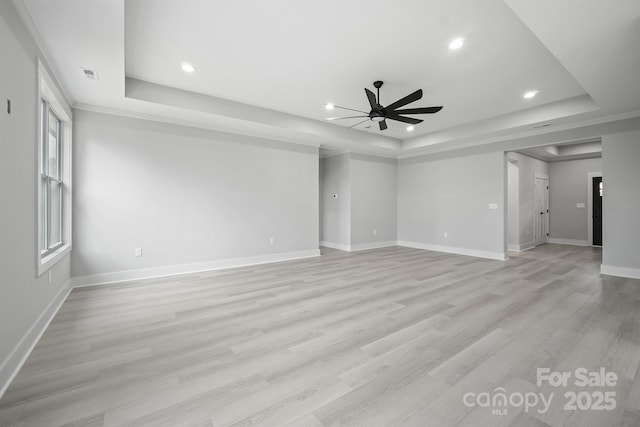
[14,0,640,157]
[124,0,586,139]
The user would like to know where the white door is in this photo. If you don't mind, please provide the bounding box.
[534,177,549,246]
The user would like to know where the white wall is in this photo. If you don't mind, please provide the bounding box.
[0,2,71,396]
[601,130,640,278]
[397,151,506,260]
[319,154,350,247]
[507,152,549,249]
[350,154,397,248]
[549,157,602,244]
[71,110,319,282]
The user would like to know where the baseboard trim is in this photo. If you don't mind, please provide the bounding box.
[509,243,536,252]
[319,241,351,251]
[70,249,321,287]
[397,241,508,261]
[601,264,640,280]
[320,241,398,252]
[518,241,536,252]
[549,238,588,246]
[349,241,397,252]
[0,280,71,400]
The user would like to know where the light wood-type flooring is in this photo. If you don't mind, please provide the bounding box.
[1,244,639,426]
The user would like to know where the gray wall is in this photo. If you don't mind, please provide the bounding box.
[602,130,640,273]
[397,151,505,258]
[507,152,549,248]
[350,154,397,246]
[319,154,350,246]
[549,157,602,242]
[72,110,319,278]
[0,2,71,392]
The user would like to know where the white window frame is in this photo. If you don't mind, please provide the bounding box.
[37,60,72,275]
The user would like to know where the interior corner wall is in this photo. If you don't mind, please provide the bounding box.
[549,157,602,243]
[71,110,319,281]
[320,153,398,250]
[507,152,549,250]
[320,154,351,248]
[350,154,397,248]
[601,130,640,278]
[0,2,71,396]
[397,151,505,260]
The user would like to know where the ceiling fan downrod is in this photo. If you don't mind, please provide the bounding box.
[373,80,383,106]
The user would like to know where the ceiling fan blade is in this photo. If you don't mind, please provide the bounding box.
[379,120,388,131]
[326,115,368,121]
[365,88,377,109]
[392,106,443,115]
[383,89,423,112]
[333,105,369,114]
[349,119,370,128]
[385,114,423,125]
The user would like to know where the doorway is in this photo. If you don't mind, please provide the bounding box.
[534,175,549,246]
[592,176,603,246]
[587,171,603,247]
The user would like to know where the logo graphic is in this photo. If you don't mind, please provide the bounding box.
[462,367,618,416]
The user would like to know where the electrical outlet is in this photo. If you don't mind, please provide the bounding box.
[444,232,448,238]
[373,229,377,236]
[135,248,142,257]
[270,237,275,245]
[48,270,52,283]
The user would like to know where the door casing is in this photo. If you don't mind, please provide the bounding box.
[534,174,549,246]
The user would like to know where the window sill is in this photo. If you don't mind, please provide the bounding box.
[38,243,72,276]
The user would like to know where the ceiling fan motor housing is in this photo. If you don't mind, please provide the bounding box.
[369,112,385,122]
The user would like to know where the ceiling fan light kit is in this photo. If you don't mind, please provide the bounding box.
[328,81,443,131]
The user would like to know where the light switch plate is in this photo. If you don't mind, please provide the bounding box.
[489,203,498,210]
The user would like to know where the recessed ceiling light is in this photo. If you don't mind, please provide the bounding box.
[523,90,538,99]
[449,37,464,50]
[181,63,195,73]
[406,126,415,132]
[325,103,334,110]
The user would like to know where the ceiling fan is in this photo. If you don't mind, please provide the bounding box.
[327,81,443,131]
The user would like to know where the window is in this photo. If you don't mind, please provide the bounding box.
[38,61,72,275]
[40,100,63,255]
